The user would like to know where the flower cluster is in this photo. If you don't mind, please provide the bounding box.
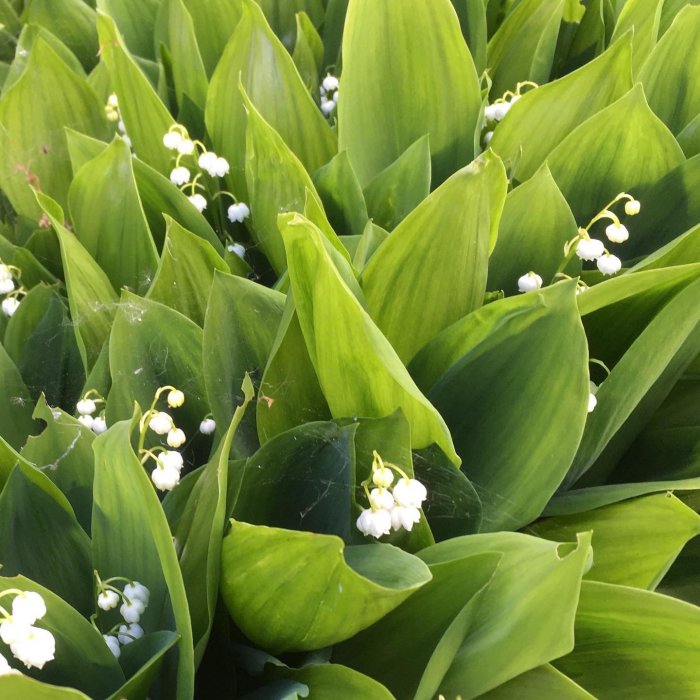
[319,73,339,117]
[104,94,132,149]
[0,590,55,672]
[94,573,149,659]
[0,262,24,317]
[75,390,108,434]
[162,125,250,226]
[356,451,428,538]
[138,386,187,491]
[482,81,537,146]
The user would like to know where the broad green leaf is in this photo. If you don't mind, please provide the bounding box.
[450,0,488,75]
[23,0,98,69]
[97,11,175,174]
[275,664,394,700]
[567,276,700,487]
[203,271,285,457]
[478,665,595,699]
[362,152,507,363]
[3,282,84,409]
[486,0,565,98]
[244,92,347,274]
[339,0,481,187]
[69,137,158,295]
[256,0,324,51]
[334,553,501,700]
[0,462,92,613]
[40,194,117,372]
[489,37,632,181]
[312,150,368,236]
[174,378,253,663]
[232,422,356,540]
[147,217,228,326]
[0,38,108,217]
[321,0,348,69]
[610,0,664,74]
[639,5,700,136]
[292,11,323,93]
[547,84,685,223]
[0,575,124,696]
[362,135,431,232]
[107,292,209,457]
[165,0,208,110]
[20,395,95,533]
[0,676,90,700]
[416,532,592,698]
[554,0,607,77]
[554,581,700,698]
[92,418,194,700]
[659,0,700,35]
[206,0,336,198]
[488,164,579,294]
[283,216,459,463]
[411,282,588,531]
[529,493,700,589]
[0,342,36,450]
[632,225,700,271]
[352,222,389,271]
[678,113,700,158]
[96,0,160,59]
[220,520,432,653]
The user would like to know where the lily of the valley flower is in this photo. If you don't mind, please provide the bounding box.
[148,411,173,435]
[1,297,19,317]
[189,193,207,212]
[200,417,217,434]
[227,202,250,223]
[575,237,605,261]
[167,389,185,408]
[597,252,622,276]
[605,222,629,243]
[76,398,97,416]
[97,590,119,611]
[0,264,15,294]
[517,271,543,293]
[170,166,191,186]
[625,199,641,216]
[0,590,55,670]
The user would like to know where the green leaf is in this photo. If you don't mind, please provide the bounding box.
[632,225,700,271]
[488,164,579,295]
[546,84,685,223]
[450,0,488,75]
[292,11,323,93]
[338,0,481,187]
[23,0,98,69]
[418,532,592,698]
[256,0,324,51]
[147,217,228,326]
[96,0,160,59]
[275,664,394,700]
[0,38,108,217]
[97,11,175,174]
[220,520,432,653]
[20,395,95,533]
[362,135,431,232]
[232,421,356,540]
[554,581,700,698]
[244,92,346,274]
[203,271,285,457]
[486,0,565,98]
[334,552,501,700]
[0,575,124,696]
[478,664,596,699]
[490,37,632,181]
[312,151,368,237]
[639,5,700,135]
[206,0,336,198]
[678,113,700,158]
[92,418,194,700]
[68,137,158,295]
[40,194,117,372]
[0,341,36,450]
[411,282,588,531]
[361,152,507,363]
[352,222,389,271]
[610,0,664,74]
[529,493,700,589]
[283,215,459,463]
[0,676,90,700]
[0,463,93,614]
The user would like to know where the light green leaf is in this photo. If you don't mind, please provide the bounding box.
[486,0,565,98]
[547,84,685,223]
[256,0,324,51]
[92,418,194,700]
[276,664,394,700]
[530,493,700,589]
[678,112,700,158]
[361,152,507,363]
[292,11,323,93]
[411,282,588,531]
[610,0,664,74]
[69,137,158,295]
[632,225,700,271]
[489,37,632,181]
[352,222,389,271]
[0,676,90,700]
[96,0,160,59]
[283,215,459,462]
[488,164,579,295]
[206,0,335,198]
[147,217,228,326]
[554,581,700,698]
[220,520,432,653]
[450,0,488,75]
[0,38,108,217]
[477,664,595,699]
[362,135,431,232]
[0,342,36,450]
[97,11,175,174]
[338,0,481,187]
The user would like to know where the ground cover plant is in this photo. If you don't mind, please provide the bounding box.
[0,0,699,697]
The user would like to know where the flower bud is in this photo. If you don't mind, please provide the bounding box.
[199,417,216,434]
[167,389,185,408]
[605,222,629,243]
[624,199,640,216]
[167,428,186,448]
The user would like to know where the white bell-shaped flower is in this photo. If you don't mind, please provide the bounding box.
[227,243,246,259]
[9,625,55,669]
[117,623,144,645]
[0,652,18,675]
[11,592,46,626]
[390,505,421,532]
[212,157,230,177]
[368,488,394,511]
[483,130,494,146]
[78,414,94,430]
[199,417,216,434]
[163,131,183,150]
[103,634,121,658]
[92,416,108,434]
[392,478,427,508]
[517,272,543,293]
[596,252,622,276]
[123,582,150,606]
[198,151,218,176]
[322,74,339,92]
[76,398,96,416]
[166,428,186,448]
[356,508,392,538]
[158,450,184,472]
[189,194,207,212]
[107,94,119,109]
[167,389,185,408]
[170,166,191,186]
[148,411,173,435]
[588,392,597,413]
[321,98,336,115]
[605,222,629,243]
[97,590,119,611]
[624,199,641,216]
[151,463,181,491]
[177,139,195,155]
[0,265,14,294]
[120,597,145,623]
[227,202,250,223]
[575,237,605,261]
[2,297,20,317]
[372,465,394,489]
